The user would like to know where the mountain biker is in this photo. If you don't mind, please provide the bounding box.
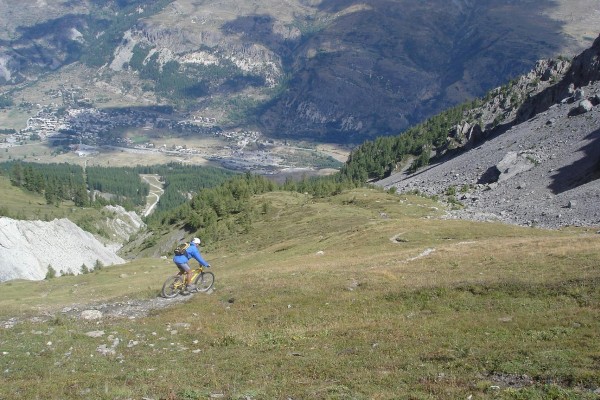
[173,237,211,292]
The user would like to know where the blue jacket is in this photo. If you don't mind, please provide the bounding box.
[173,242,209,267]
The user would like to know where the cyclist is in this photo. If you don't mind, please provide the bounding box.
[173,237,211,292]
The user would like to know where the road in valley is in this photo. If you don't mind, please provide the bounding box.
[141,174,164,217]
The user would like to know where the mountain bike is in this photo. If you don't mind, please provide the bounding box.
[161,266,215,298]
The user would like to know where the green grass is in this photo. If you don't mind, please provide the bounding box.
[0,173,76,220]
[0,175,117,238]
[1,188,599,399]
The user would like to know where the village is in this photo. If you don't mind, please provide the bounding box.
[0,98,298,174]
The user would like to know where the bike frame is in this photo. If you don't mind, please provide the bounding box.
[177,266,204,280]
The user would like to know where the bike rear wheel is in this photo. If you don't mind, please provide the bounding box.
[193,271,215,292]
[161,275,185,298]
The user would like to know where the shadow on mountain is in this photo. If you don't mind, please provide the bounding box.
[229,0,569,142]
[16,14,87,41]
[548,128,600,195]
[9,14,88,67]
[99,105,175,114]
[220,14,294,60]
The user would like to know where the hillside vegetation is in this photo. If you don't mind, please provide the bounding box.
[1,188,599,399]
[0,173,119,236]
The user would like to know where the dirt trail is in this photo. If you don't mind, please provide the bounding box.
[1,293,199,328]
[141,174,164,217]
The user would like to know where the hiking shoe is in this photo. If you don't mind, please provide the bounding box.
[186,284,197,293]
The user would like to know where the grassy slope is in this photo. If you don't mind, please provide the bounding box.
[1,189,599,399]
[0,173,80,221]
[0,174,123,241]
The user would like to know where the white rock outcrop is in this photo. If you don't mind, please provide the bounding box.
[103,205,145,243]
[0,217,125,282]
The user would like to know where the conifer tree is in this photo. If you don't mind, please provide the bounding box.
[45,265,56,280]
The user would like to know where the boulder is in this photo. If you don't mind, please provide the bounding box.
[495,152,536,182]
[81,310,103,320]
[578,99,594,113]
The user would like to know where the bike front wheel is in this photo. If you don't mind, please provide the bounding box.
[161,275,185,298]
[194,271,215,292]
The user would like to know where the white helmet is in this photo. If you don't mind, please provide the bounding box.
[192,237,201,244]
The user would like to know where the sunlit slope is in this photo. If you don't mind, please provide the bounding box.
[0,175,115,226]
[1,188,599,399]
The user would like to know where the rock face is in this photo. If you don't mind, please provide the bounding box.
[0,217,126,282]
[515,34,600,123]
[377,87,600,228]
[102,205,145,244]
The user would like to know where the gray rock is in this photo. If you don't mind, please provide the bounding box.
[85,330,105,338]
[81,310,103,320]
[496,152,536,182]
[574,88,585,100]
[541,68,554,81]
[578,99,594,113]
[96,344,116,356]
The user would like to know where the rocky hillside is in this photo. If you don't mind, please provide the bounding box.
[0,205,144,282]
[0,0,597,143]
[377,35,600,229]
[0,217,125,282]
